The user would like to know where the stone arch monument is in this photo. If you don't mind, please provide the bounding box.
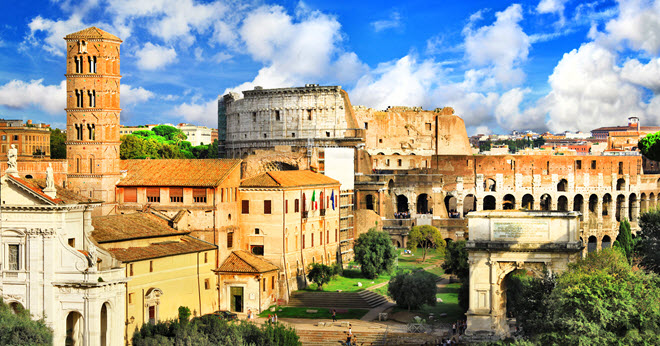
[464,210,583,341]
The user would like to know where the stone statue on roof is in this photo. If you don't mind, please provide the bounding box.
[7,144,17,175]
[46,163,55,190]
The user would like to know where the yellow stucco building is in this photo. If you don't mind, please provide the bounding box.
[91,212,218,340]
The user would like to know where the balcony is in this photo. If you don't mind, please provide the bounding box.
[320,209,326,216]
[302,211,309,219]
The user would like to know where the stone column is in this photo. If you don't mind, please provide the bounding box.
[476,198,483,211]
[597,198,603,221]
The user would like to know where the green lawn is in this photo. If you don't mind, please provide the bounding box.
[391,283,463,323]
[304,269,391,292]
[396,248,444,271]
[259,306,368,320]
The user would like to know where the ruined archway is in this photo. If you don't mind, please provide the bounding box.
[617,178,625,191]
[602,235,612,249]
[502,194,515,210]
[603,194,612,218]
[484,178,496,192]
[573,194,584,220]
[588,194,598,216]
[463,194,476,216]
[417,193,429,214]
[587,236,597,253]
[616,194,625,222]
[540,194,551,211]
[396,195,409,213]
[557,196,568,211]
[483,195,496,210]
[521,194,534,210]
[641,193,647,213]
[464,211,582,341]
[651,192,656,210]
[445,195,457,215]
[365,194,375,210]
[557,179,568,192]
[629,193,637,222]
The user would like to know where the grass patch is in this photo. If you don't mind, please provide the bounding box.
[304,269,391,292]
[391,283,464,323]
[372,284,389,297]
[259,306,368,320]
[396,248,444,271]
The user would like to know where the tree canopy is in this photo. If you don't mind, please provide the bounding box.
[639,131,660,161]
[388,269,437,310]
[353,228,397,279]
[614,218,634,264]
[638,209,660,274]
[508,250,660,345]
[132,307,300,346]
[407,225,446,262]
[0,299,52,345]
[307,263,333,290]
[120,126,219,160]
[49,128,66,159]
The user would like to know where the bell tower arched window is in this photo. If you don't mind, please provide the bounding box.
[88,56,96,73]
[87,123,95,140]
[88,90,96,107]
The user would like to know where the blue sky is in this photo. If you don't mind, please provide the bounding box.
[0,0,659,135]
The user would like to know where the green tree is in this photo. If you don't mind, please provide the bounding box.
[307,263,333,290]
[353,228,397,279]
[441,240,468,279]
[638,209,660,274]
[178,306,191,326]
[152,125,187,143]
[0,299,52,345]
[529,250,660,345]
[49,128,67,159]
[407,225,446,262]
[614,218,634,264]
[388,270,437,310]
[639,131,660,161]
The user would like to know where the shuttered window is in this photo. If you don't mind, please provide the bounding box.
[170,187,183,203]
[242,200,250,214]
[146,188,160,203]
[193,188,206,203]
[124,187,137,203]
[264,200,272,214]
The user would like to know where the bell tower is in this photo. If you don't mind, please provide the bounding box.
[64,27,122,214]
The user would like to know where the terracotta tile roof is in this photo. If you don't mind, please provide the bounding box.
[215,250,279,274]
[64,27,122,41]
[240,170,339,188]
[6,175,98,205]
[91,212,188,243]
[6,175,62,204]
[107,236,216,262]
[118,159,241,187]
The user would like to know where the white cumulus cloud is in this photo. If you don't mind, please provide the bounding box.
[371,11,402,33]
[121,84,155,105]
[0,79,66,114]
[135,43,177,70]
[173,99,217,127]
[600,0,660,55]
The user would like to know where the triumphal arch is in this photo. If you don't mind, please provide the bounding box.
[464,210,583,341]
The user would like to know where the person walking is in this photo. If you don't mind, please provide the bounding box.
[332,309,337,322]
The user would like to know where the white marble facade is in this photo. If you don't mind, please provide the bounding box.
[0,170,126,345]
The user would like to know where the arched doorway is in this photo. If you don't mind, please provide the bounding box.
[540,194,551,211]
[66,311,83,346]
[602,235,611,249]
[557,196,568,211]
[484,178,496,192]
[365,194,374,210]
[396,195,409,213]
[629,193,637,222]
[100,303,110,346]
[557,179,568,192]
[573,194,584,220]
[503,194,515,210]
[651,192,656,210]
[587,236,597,253]
[641,193,647,213]
[483,196,496,210]
[463,194,476,216]
[617,178,625,191]
[588,194,598,216]
[445,195,457,216]
[417,194,429,214]
[616,194,625,221]
[603,194,612,218]
[522,194,534,210]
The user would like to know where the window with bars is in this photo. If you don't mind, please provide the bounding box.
[193,188,207,203]
[227,232,233,248]
[170,187,183,203]
[146,188,160,203]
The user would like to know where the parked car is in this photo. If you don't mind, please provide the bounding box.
[207,310,238,320]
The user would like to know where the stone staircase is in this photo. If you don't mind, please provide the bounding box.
[296,329,439,345]
[358,290,390,307]
[288,291,372,309]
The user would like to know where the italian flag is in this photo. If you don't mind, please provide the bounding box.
[311,190,317,210]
